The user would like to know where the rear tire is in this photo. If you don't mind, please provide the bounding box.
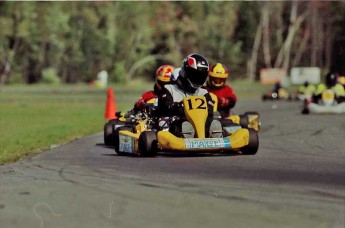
[241,129,259,155]
[138,131,158,157]
[239,114,249,128]
[104,119,118,146]
[114,126,134,155]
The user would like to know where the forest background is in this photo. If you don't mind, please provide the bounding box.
[1,1,344,86]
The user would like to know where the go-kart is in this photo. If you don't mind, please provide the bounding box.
[262,88,292,101]
[104,98,156,146]
[114,96,259,157]
[294,87,315,101]
[302,89,345,114]
[209,93,261,132]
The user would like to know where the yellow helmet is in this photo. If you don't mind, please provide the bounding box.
[156,65,175,85]
[208,63,229,88]
[338,76,345,86]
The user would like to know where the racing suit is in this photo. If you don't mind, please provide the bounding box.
[207,85,237,118]
[158,83,214,117]
[134,84,161,111]
[157,81,216,137]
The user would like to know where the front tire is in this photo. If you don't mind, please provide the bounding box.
[138,131,158,157]
[241,129,259,155]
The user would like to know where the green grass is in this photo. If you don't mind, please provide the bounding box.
[0,78,294,164]
[0,79,152,164]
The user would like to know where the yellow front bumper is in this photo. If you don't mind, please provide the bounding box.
[157,129,250,151]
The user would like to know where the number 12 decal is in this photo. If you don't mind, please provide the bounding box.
[186,98,207,110]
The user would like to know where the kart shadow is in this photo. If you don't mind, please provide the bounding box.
[96,143,114,149]
[157,151,241,158]
[96,143,241,158]
[99,152,240,158]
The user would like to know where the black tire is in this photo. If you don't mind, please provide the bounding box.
[301,108,310,115]
[114,126,134,155]
[104,119,118,146]
[241,129,259,155]
[239,114,249,128]
[138,131,158,157]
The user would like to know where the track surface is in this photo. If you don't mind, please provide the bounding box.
[1,99,344,228]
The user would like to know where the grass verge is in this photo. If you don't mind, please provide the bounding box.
[0,80,151,164]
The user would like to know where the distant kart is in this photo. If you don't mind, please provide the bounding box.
[114,96,259,157]
[302,89,345,114]
[262,88,292,101]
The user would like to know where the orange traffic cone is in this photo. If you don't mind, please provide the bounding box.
[104,88,117,120]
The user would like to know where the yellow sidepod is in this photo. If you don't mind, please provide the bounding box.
[227,128,249,149]
[157,131,186,150]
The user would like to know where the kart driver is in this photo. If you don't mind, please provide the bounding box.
[134,65,175,111]
[297,81,316,96]
[157,53,221,138]
[313,72,345,103]
[206,63,237,118]
[302,72,345,114]
[295,81,316,100]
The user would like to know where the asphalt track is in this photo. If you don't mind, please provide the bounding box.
[1,99,344,228]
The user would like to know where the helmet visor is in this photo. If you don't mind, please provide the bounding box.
[185,68,208,87]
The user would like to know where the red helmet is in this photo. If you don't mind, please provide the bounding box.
[208,63,229,88]
[156,65,175,87]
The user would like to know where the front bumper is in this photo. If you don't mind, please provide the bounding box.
[157,129,250,151]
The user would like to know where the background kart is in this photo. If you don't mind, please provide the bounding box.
[302,89,345,114]
[262,88,292,101]
[114,96,259,157]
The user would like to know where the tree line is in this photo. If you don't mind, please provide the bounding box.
[0,1,344,85]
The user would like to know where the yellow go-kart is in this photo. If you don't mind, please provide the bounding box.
[114,96,259,157]
[104,99,156,146]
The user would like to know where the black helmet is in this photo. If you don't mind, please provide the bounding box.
[179,54,209,92]
[325,72,337,88]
